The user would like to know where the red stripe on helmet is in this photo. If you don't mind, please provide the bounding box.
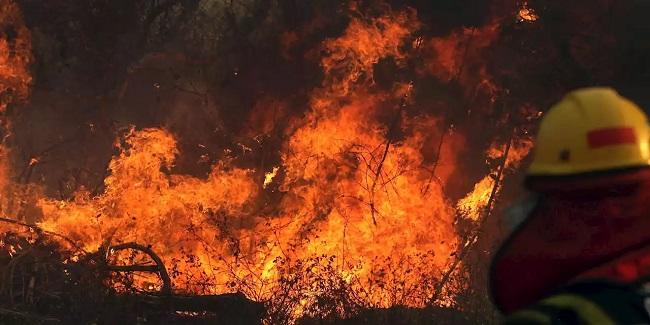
[587,127,637,148]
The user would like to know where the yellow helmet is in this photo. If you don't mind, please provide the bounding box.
[527,87,650,176]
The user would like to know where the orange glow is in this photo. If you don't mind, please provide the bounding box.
[320,6,420,98]
[263,166,280,189]
[458,137,534,221]
[457,175,496,222]
[421,21,500,87]
[486,137,534,170]
[0,0,32,113]
[38,128,258,292]
[0,2,537,321]
[518,2,539,23]
[26,8,465,310]
[0,0,32,216]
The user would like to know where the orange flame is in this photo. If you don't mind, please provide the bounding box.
[0,0,32,207]
[0,0,32,112]
[0,2,536,320]
[39,128,258,291]
[458,136,534,221]
[319,6,419,99]
[421,21,500,92]
[518,2,539,23]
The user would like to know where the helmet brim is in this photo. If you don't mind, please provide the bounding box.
[525,166,650,192]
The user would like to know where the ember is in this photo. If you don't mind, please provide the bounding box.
[517,2,539,23]
[0,0,645,323]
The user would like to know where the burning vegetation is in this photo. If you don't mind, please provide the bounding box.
[0,0,648,323]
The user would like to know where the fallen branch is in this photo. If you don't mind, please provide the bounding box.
[132,292,263,312]
[0,306,60,323]
[111,292,265,324]
[106,265,160,272]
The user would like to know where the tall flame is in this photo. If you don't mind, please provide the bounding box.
[0,0,32,209]
[0,1,537,321]
[0,0,32,113]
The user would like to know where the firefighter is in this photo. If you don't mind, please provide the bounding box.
[490,87,650,324]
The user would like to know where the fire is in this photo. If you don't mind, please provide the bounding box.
[0,0,31,196]
[39,128,258,291]
[0,0,32,113]
[320,5,419,98]
[421,20,501,97]
[28,6,462,309]
[518,2,539,23]
[457,176,496,222]
[0,1,537,321]
[263,166,280,189]
[458,136,534,221]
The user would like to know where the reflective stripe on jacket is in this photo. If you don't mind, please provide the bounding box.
[502,281,650,325]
